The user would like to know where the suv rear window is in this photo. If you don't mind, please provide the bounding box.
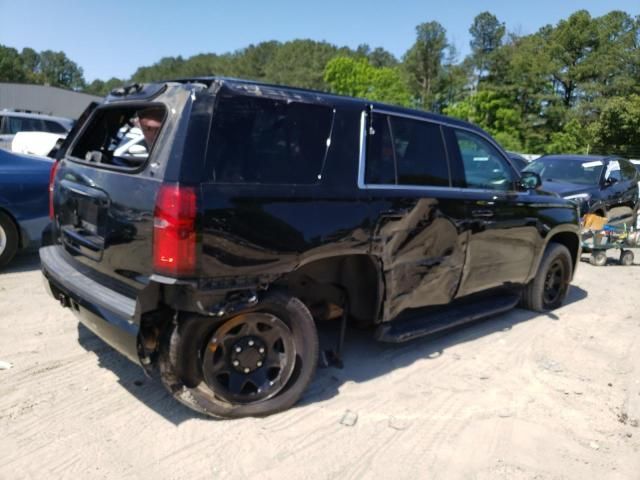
[70,105,166,169]
[207,95,333,184]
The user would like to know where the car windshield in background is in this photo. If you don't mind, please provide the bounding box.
[523,158,604,185]
[70,105,166,169]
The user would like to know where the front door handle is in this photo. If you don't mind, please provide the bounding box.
[472,209,495,218]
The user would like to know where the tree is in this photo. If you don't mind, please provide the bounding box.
[38,50,85,89]
[590,95,640,157]
[403,21,448,111]
[84,77,125,96]
[263,40,349,90]
[444,89,524,150]
[0,45,27,82]
[469,12,506,80]
[545,10,599,107]
[324,57,410,106]
[545,118,587,154]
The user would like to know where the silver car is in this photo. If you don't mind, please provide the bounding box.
[0,111,73,150]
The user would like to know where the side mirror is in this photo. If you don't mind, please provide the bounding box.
[519,171,541,190]
[604,176,618,187]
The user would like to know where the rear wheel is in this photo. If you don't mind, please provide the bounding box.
[0,212,19,270]
[159,290,318,418]
[521,243,572,312]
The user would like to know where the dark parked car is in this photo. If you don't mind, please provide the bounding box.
[41,78,581,418]
[0,149,52,268]
[507,151,529,171]
[523,155,639,221]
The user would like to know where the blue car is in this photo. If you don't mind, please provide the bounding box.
[0,148,52,268]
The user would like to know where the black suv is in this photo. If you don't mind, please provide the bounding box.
[40,78,581,418]
[523,155,639,222]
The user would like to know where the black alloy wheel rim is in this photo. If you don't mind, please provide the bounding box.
[202,313,297,404]
[543,259,566,306]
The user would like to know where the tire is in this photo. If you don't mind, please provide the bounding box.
[0,211,19,270]
[521,243,572,312]
[589,251,607,267]
[159,290,319,418]
[619,250,634,266]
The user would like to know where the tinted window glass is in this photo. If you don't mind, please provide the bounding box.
[45,120,67,134]
[390,116,449,187]
[8,116,40,133]
[70,105,166,169]
[454,130,513,190]
[620,160,637,181]
[208,94,333,184]
[365,114,396,184]
[365,113,450,187]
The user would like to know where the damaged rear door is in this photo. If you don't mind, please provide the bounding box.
[361,109,468,321]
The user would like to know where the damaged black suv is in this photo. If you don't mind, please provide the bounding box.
[41,78,581,418]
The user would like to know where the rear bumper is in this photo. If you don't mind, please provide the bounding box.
[39,245,141,365]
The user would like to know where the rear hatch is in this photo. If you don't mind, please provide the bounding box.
[51,84,201,293]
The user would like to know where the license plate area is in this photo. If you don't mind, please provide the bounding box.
[58,180,109,261]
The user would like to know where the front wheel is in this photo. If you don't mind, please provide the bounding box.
[521,243,572,312]
[159,290,319,418]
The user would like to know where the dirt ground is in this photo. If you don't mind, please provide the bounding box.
[1,252,639,480]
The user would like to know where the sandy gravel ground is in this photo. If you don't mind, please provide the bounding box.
[1,252,639,480]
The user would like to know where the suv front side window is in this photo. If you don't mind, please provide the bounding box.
[454,129,514,190]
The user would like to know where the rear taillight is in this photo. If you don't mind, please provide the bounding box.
[153,184,197,277]
[49,161,60,219]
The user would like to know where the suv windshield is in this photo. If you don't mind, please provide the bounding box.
[524,157,604,185]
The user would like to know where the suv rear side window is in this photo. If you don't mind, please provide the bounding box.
[365,113,450,187]
[454,129,514,190]
[70,105,166,169]
[207,94,333,184]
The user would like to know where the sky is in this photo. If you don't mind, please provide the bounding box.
[1,0,638,82]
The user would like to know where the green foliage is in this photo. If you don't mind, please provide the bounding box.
[0,45,27,82]
[444,90,523,150]
[403,21,448,110]
[469,11,505,82]
[324,57,411,106]
[38,50,85,89]
[0,44,84,89]
[545,119,587,154]
[84,77,125,96]
[590,95,640,157]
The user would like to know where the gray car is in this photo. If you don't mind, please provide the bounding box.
[0,111,73,150]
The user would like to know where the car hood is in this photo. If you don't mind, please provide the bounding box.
[538,180,598,198]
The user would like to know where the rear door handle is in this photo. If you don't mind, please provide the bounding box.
[472,209,495,218]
